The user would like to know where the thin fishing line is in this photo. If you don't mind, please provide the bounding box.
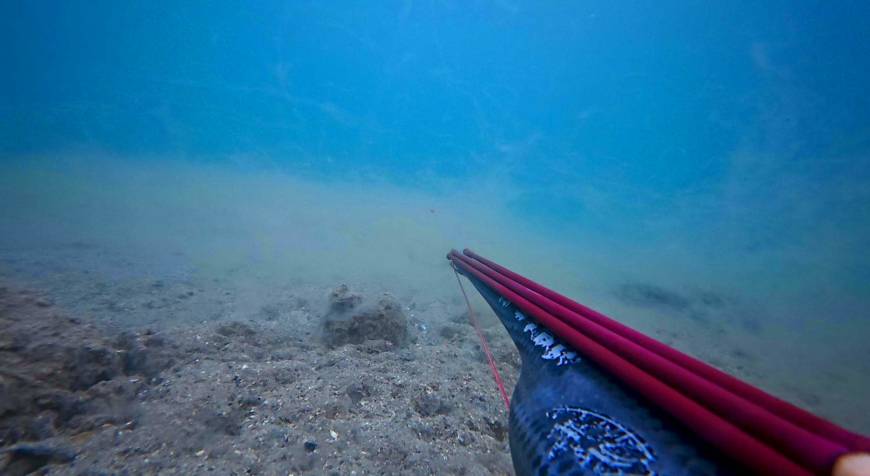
[452,263,511,412]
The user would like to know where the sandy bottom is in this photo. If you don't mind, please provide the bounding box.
[1,239,867,475]
[0,243,525,475]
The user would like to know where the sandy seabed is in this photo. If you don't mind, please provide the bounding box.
[1,161,867,474]
[0,244,522,475]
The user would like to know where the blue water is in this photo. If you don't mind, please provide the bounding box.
[2,0,869,432]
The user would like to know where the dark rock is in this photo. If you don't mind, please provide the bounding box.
[355,339,395,354]
[269,427,292,446]
[67,345,122,391]
[1,444,75,476]
[28,413,56,440]
[438,325,463,340]
[484,416,507,441]
[200,409,243,436]
[120,347,150,375]
[0,413,60,446]
[272,367,297,385]
[117,334,173,378]
[323,293,409,349]
[34,390,83,425]
[237,393,262,407]
[346,382,371,404]
[0,382,20,416]
[216,321,256,339]
[68,412,121,432]
[412,422,436,441]
[0,416,27,446]
[288,443,319,472]
[87,378,139,402]
[413,393,452,417]
[327,285,362,313]
[144,335,165,348]
[397,349,416,362]
[320,401,345,419]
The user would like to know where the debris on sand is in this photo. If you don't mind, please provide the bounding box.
[2,443,76,476]
[0,286,172,473]
[327,284,362,312]
[215,321,257,339]
[0,280,516,475]
[322,286,410,349]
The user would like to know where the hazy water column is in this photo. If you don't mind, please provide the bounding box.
[1,0,869,430]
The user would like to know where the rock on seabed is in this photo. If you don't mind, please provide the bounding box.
[322,286,410,349]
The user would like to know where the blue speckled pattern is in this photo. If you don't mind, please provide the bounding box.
[466,274,745,476]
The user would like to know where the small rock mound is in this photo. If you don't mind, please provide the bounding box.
[413,392,452,417]
[0,285,172,453]
[327,284,362,313]
[2,443,76,476]
[215,321,256,339]
[322,286,409,350]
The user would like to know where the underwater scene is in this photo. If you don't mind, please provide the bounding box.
[2,1,869,475]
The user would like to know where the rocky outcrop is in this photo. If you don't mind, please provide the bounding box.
[322,286,409,350]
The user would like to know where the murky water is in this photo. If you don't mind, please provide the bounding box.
[2,1,868,472]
